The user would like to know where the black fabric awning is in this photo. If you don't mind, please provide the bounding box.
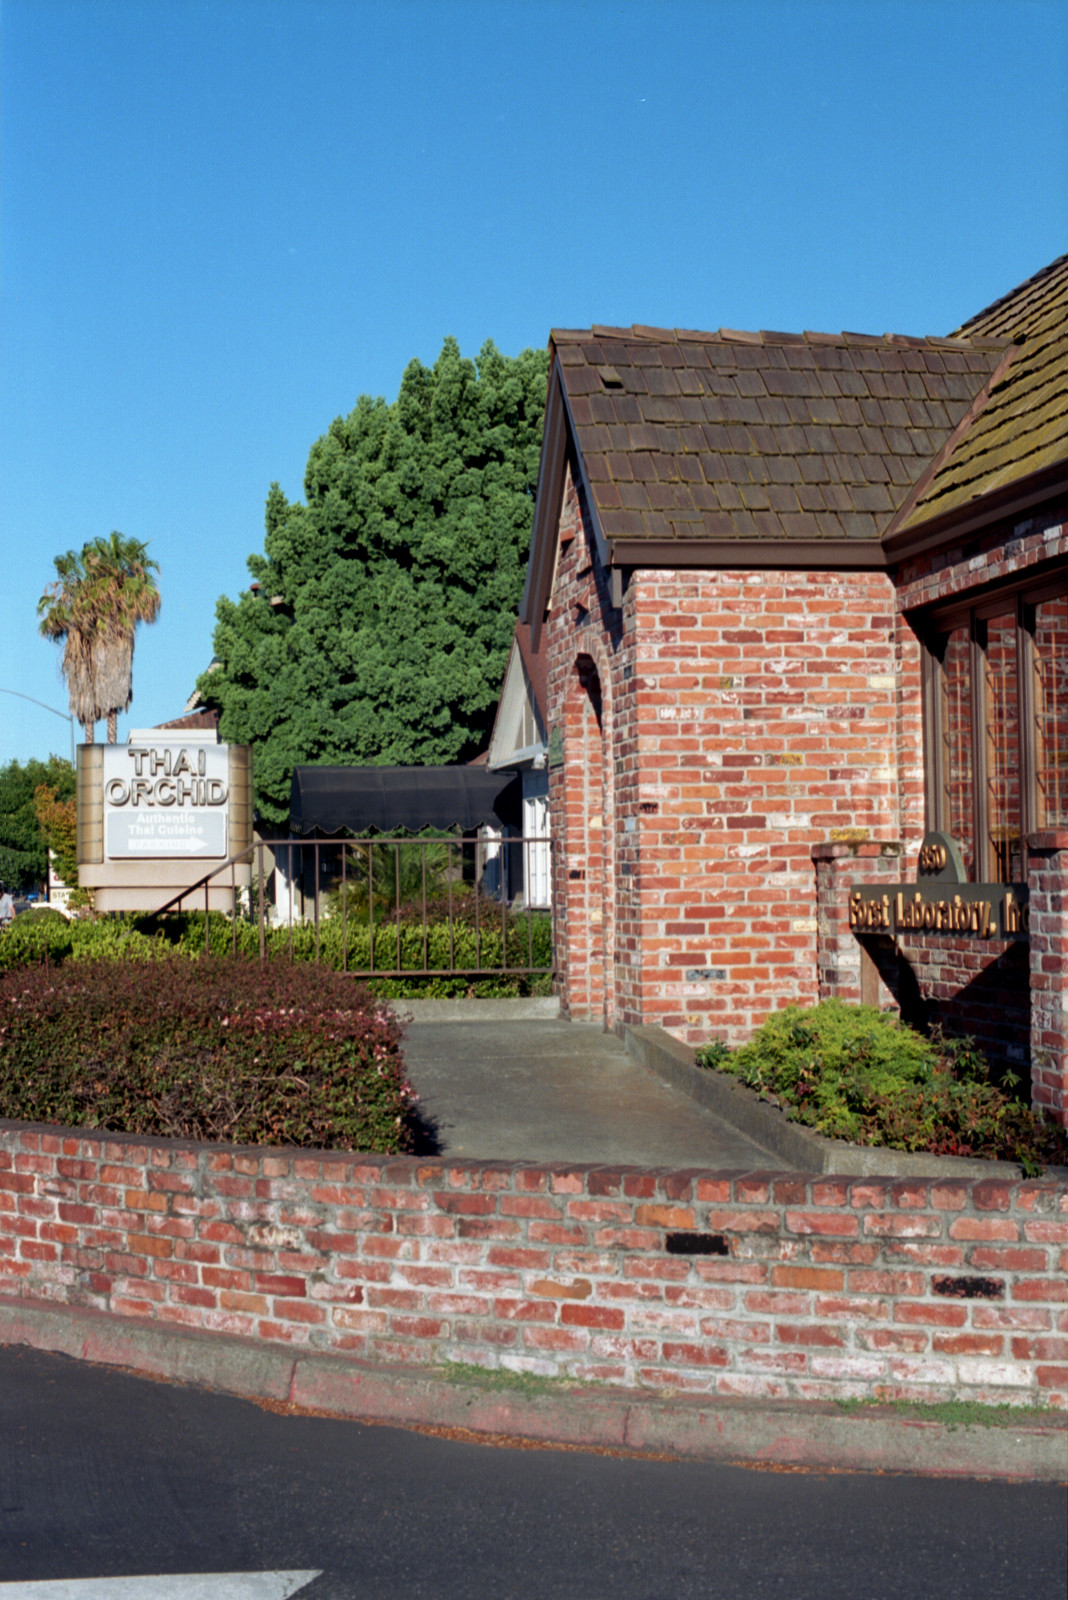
[290,765,521,836]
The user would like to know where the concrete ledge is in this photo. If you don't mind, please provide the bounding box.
[624,1025,1054,1180]
[388,997,560,1023]
[3,1297,1064,1483]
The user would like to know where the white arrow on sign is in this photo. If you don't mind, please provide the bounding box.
[0,1574,321,1599]
[128,836,211,854]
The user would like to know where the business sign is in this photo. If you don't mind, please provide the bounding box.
[849,831,1029,942]
[103,741,230,860]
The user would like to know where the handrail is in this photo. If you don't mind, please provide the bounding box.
[144,834,554,976]
[152,844,257,916]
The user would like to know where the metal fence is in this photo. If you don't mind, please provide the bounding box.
[156,834,554,981]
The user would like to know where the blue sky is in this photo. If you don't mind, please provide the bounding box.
[2,0,1066,768]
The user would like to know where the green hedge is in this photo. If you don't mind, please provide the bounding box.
[0,907,554,996]
[696,1000,1068,1174]
[0,957,413,1152]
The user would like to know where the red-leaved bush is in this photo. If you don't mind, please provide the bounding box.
[0,957,415,1152]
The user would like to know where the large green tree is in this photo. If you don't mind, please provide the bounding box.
[0,756,75,890]
[199,337,549,825]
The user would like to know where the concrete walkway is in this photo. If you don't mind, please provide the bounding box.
[401,1020,774,1167]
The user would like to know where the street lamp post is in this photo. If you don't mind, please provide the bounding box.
[0,689,77,766]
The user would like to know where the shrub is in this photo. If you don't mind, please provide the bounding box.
[324,838,454,918]
[14,906,70,926]
[0,913,74,971]
[0,906,554,997]
[0,956,414,1153]
[695,1000,1068,1174]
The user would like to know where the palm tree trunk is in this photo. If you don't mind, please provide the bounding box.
[107,710,117,744]
[83,720,95,744]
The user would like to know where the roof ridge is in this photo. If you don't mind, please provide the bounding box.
[551,324,1009,351]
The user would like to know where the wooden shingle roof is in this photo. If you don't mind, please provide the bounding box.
[551,324,1006,554]
[894,255,1068,531]
[520,258,1068,641]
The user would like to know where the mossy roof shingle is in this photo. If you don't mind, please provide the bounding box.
[897,254,1068,529]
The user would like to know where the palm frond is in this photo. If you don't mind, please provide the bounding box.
[38,532,161,739]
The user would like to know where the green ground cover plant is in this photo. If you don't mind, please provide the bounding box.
[833,1397,1061,1427]
[0,956,414,1152]
[695,999,1068,1173]
[0,905,553,996]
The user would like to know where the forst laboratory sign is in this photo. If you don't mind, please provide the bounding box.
[103,741,230,859]
[848,832,1029,943]
[77,731,252,912]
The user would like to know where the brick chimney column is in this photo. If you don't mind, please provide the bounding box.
[812,840,905,1008]
[1028,829,1068,1128]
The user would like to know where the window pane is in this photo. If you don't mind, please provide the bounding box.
[983,611,1022,882]
[940,625,976,879]
[1034,592,1068,828]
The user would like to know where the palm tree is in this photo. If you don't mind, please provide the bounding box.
[38,533,161,744]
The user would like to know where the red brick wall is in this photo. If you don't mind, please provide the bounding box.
[2,1124,1064,1407]
[894,508,1068,612]
[546,473,1067,1121]
[897,931,1031,1078]
[1029,830,1068,1125]
[545,467,923,1044]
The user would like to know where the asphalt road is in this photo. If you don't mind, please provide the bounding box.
[0,1346,1065,1600]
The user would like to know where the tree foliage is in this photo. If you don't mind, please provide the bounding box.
[38,532,161,743]
[198,338,549,824]
[34,782,84,903]
[0,757,75,890]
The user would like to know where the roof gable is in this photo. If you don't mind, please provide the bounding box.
[486,625,548,770]
[551,324,1004,554]
[520,259,1067,638]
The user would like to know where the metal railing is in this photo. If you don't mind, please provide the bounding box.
[154,834,555,980]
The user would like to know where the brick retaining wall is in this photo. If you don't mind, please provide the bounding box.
[2,1123,1065,1408]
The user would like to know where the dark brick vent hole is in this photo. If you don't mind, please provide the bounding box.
[665,1232,730,1256]
[932,1274,1004,1300]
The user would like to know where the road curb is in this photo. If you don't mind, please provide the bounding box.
[3,1297,1064,1483]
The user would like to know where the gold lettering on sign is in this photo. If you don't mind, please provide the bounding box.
[849,892,891,931]
[1003,893,1028,935]
[869,889,997,938]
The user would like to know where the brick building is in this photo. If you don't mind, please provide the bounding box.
[519,256,1068,1126]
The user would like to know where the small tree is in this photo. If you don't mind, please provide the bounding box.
[0,757,75,890]
[33,783,87,907]
[38,532,161,744]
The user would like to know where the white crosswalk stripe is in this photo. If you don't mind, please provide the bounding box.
[0,1573,321,1599]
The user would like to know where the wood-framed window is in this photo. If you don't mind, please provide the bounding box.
[921,572,1068,883]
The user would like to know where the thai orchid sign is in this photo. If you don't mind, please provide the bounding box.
[102,741,230,859]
